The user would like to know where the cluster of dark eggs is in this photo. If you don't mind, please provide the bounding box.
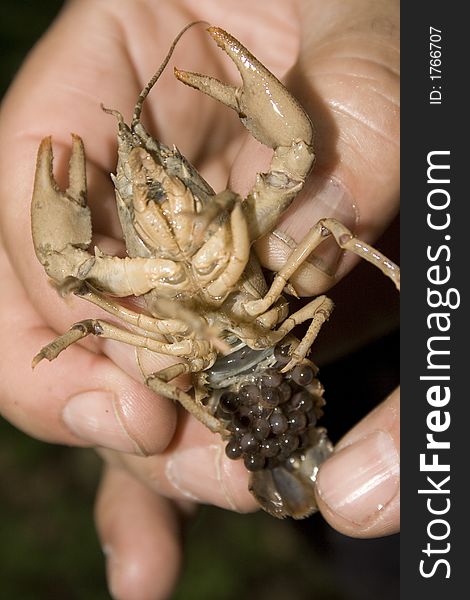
[218,345,324,472]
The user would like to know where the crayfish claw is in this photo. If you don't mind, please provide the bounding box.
[31,135,93,283]
[66,134,88,206]
[174,67,239,113]
[176,26,313,150]
[175,26,315,241]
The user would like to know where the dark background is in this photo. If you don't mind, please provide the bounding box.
[0,2,399,598]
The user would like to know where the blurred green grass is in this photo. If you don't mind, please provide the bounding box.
[0,418,106,599]
[0,413,344,600]
[0,2,399,598]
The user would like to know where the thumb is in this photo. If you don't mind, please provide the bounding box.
[315,387,400,537]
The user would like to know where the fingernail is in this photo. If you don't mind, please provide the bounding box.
[316,430,399,525]
[63,391,142,454]
[166,445,242,510]
[307,176,357,275]
[274,176,357,276]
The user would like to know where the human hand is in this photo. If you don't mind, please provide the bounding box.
[0,0,399,597]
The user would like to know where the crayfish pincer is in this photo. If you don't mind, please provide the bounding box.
[31,24,400,518]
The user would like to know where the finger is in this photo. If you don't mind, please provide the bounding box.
[0,250,176,454]
[315,387,400,537]
[100,411,258,515]
[95,465,182,600]
[230,0,399,295]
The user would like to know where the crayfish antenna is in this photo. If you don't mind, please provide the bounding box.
[131,20,209,127]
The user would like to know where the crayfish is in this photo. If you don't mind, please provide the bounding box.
[31,24,399,518]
